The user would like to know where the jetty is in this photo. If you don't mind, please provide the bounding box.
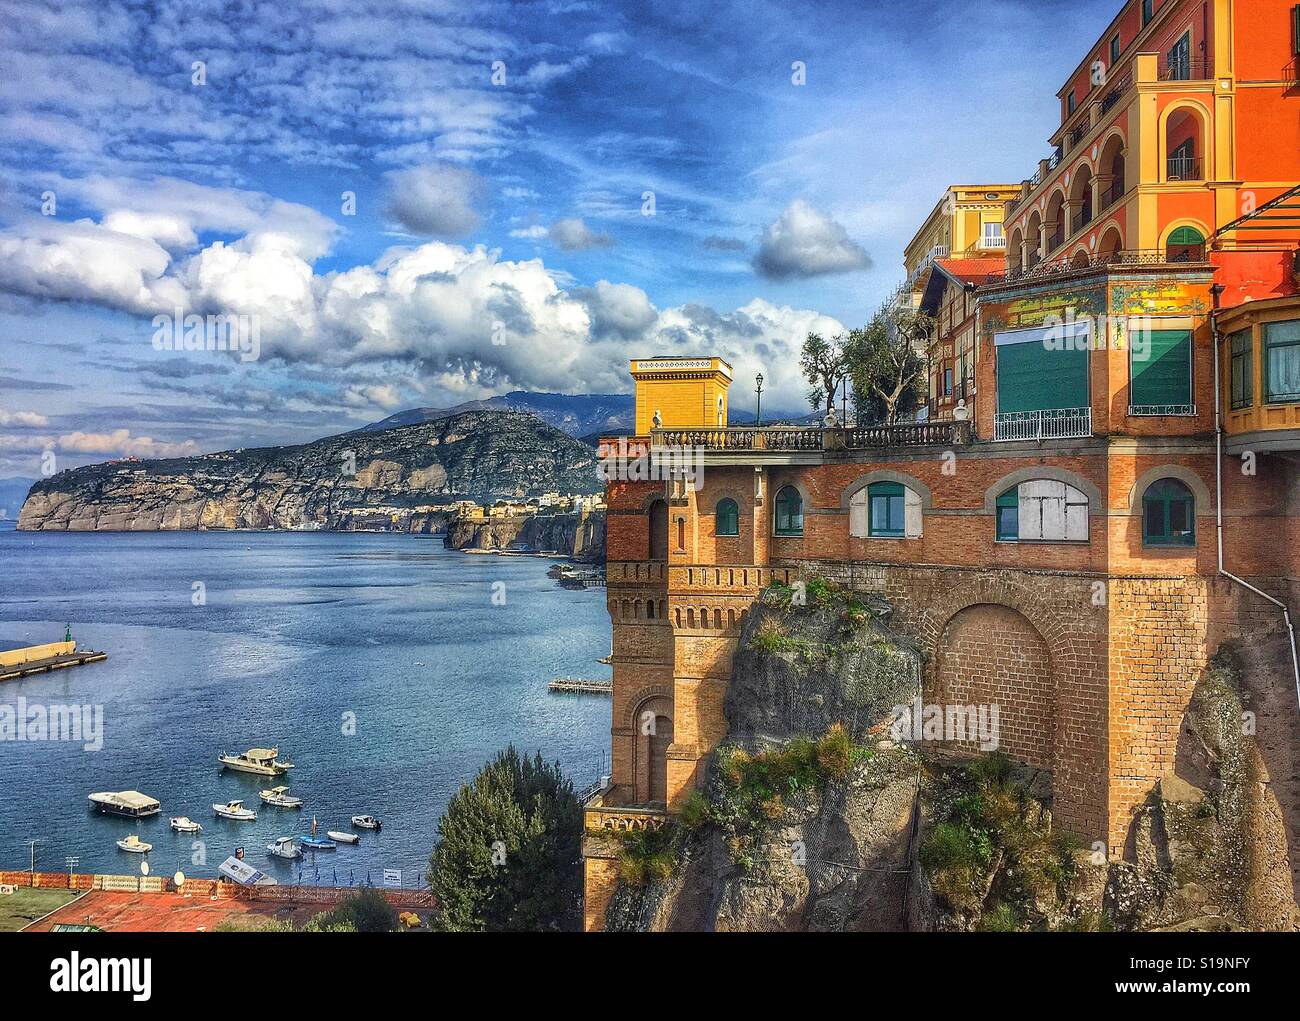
[548,677,613,695]
[0,630,106,683]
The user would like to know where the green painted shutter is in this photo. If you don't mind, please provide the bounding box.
[1131,329,1191,406]
[996,327,1089,413]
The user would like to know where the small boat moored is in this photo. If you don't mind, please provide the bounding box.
[213,800,257,821]
[260,785,303,809]
[350,815,382,831]
[299,834,337,851]
[267,836,301,860]
[170,816,202,833]
[116,835,152,854]
[217,747,293,776]
[326,830,359,845]
[88,790,161,818]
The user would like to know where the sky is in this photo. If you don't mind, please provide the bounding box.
[0,0,1118,478]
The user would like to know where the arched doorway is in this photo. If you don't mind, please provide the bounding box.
[648,499,668,561]
[632,695,673,804]
[932,603,1055,772]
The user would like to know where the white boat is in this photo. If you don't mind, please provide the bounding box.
[213,800,257,821]
[259,785,303,808]
[267,836,301,860]
[217,747,292,776]
[88,790,161,818]
[170,816,202,833]
[116,835,152,854]
[326,830,359,844]
[350,815,382,831]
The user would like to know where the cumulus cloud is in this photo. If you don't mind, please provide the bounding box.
[55,429,201,458]
[547,217,614,251]
[573,280,658,340]
[703,234,747,252]
[0,409,49,427]
[384,164,484,238]
[752,199,871,280]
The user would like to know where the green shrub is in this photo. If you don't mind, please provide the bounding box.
[979,902,1022,932]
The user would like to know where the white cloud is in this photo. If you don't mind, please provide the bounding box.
[547,217,614,251]
[384,163,484,238]
[0,410,49,427]
[752,199,871,280]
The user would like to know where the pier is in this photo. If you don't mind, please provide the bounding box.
[548,677,613,695]
[0,637,107,683]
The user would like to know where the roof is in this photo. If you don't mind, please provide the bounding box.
[934,258,1006,287]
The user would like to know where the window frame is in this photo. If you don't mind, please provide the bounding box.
[1264,319,1300,405]
[995,489,1020,542]
[1128,323,1193,414]
[1229,328,1253,410]
[1142,0,1154,27]
[1110,34,1121,66]
[1142,478,1196,548]
[773,486,804,538]
[715,497,740,537]
[866,482,907,539]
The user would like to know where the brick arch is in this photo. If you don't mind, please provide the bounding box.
[932,602,1056,772]
[839,469,935,511]
[621,685,673,731]
[982,466,1103,514]
[629,693,674,804]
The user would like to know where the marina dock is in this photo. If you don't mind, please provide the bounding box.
[548,677,613,695]
[0,638,107,683]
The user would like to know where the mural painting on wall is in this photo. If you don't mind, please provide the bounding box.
[980,287,1105,338]
[1109,279,1210,318]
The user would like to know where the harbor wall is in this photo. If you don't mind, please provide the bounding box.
[0,641,74,668]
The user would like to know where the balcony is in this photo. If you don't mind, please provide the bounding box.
[1167,155,1203,182]
[1158,57,1210,82]
[1047,227,1065,253]
[652,427,823,451]
[994,408,1092,442]
[1100,180,1126,210]
[988,247,1211,287]
[651,420,973,454]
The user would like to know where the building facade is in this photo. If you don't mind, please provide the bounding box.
[581,0,1300,931]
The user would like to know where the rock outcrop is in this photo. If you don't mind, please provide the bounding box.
[443,510,606,563]
[18,410,601,531]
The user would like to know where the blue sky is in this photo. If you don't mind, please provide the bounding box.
[0,0,1117,477]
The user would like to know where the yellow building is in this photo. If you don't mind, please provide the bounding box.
[903,184,1021,289]
[629,357,733,436]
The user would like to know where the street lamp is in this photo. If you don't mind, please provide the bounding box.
[754,373,765,427]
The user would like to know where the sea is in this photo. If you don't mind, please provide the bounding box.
[0,525,611,889]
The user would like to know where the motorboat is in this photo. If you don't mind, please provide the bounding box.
[213,800,257,821]
[326,830,359,845]
[299,834,337,851]
[217,748,292,776]
[350,815,382,831]
[267,836,301,860]
[170,816,202,833]
[116,835,152,854]
[88,791,161,818]
[259,786,303,809]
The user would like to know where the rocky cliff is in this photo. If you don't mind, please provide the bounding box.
[17,411,601,531]
[596,579,1297,932]
[443,510,606,563]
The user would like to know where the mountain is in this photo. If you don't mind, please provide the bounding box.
[17,411,601,531]
[361,391,815,444]
[0,477,34,522]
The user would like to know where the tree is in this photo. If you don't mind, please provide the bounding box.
[800,331,850,417]
[845,303,933,425]
[427,745,583,931]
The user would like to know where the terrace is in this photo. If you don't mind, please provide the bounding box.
[649,420,974,454]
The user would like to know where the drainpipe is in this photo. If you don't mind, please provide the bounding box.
[1210,282,1300,711]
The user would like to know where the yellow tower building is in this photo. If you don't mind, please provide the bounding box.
[630,357,732,436]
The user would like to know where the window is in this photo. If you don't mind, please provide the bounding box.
[1229,329,1253,409]
[1129,326,1192,413]
[1166,226,1204,262]
[1167,33,1191,80]
[774,486,803,537]
[715,498,739,537]
[995,322,1090,420]
[1265,320,1300,403]
[996,481,1089,542]
[1294,5,1300,55]
[943,367,954,396]
[1143,0,1154,27]
[1142,478,1195,547]
[983,221,1004,245]
[1067,91,1077,116]
[850,482,922,539]
[868,482,906,538]
[1110,34,1121,65]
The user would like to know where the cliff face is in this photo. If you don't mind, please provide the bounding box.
[17,411,601,531]
[443,511,606,563]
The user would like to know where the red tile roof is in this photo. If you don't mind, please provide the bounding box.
[934,257,1006,287]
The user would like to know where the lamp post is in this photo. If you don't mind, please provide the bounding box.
[754,373,765,427]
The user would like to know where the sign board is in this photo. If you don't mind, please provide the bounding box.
[383,869,402,888]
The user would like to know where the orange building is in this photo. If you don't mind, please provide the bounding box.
[580,0,1300,931]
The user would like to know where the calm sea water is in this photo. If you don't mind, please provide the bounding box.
[0,527,611,887]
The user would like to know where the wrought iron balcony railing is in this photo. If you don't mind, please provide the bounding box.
[1129,404,1197,417]
[1167,156,1203,181]
[994,408,1092,442]
[1158,57,1210,81]
[988,247,1211,286]
[1101,180,1126,210]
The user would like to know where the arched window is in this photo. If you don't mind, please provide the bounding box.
[996,480,1089,542]
[1167,226,1205,263]
[1142,478,1196,546]
[715,498,739,537]
[850,481,922,539]
[774,486,803,537]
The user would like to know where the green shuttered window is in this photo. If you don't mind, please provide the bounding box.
[867,482,905,537]
[995,326,1089,414]
[716,498,739,536]
[1130,329,1192,411]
